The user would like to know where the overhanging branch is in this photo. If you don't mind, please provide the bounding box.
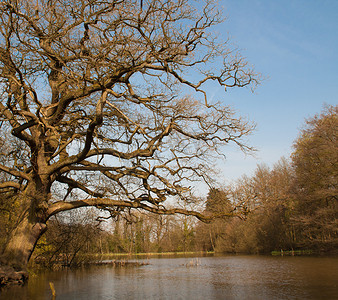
[47,198,214,223]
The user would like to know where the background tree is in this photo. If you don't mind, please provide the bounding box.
[291,104,338,250]
[196,160,295,254]
[195,188,232,251]
[0,0,258,280]
[251,161,295,252]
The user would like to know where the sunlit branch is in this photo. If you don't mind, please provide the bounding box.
[47,197,212,222]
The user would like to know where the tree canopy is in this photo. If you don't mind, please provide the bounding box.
[292,105,338,209]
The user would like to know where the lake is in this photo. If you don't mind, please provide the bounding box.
[1,255,338,299]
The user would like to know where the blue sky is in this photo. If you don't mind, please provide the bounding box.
[209,0,338,183]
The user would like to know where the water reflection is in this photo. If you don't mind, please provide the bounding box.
[1,255,337,300]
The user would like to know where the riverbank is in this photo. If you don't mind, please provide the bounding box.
[89,260,148,267]
[87,251,214,260]
[271,249,314,256]
[0,265,28,287]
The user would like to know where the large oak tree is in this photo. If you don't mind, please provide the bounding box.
[0,0,257,281]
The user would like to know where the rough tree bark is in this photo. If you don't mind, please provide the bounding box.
[0,0,258,285]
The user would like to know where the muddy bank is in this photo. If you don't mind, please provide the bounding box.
[0,265,28,287]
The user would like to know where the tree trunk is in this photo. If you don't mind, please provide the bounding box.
[0,212,47,286]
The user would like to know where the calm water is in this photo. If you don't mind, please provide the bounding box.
[1,255,338,299]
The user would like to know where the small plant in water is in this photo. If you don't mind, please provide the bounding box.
[186,258,201,267]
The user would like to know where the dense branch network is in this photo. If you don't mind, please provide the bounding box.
[0,0,258,220]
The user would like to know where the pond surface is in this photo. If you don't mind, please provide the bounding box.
[1,255,338,299]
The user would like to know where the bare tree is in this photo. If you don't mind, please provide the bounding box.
[0,0,258,281]
[291,105,338,249]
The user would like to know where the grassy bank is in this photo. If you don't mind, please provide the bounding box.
[88,251,215,260]
[271,249,314,256]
